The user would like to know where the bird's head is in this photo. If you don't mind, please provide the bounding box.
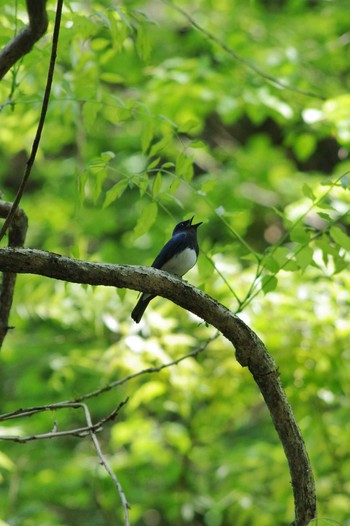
[172,216,202,235]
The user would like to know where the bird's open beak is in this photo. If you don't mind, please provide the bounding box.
[189,216,202,228]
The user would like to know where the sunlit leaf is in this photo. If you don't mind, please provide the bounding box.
[293,133,316,161]
[147,157,160,171]
[141,120,155,153]
[150,135,171,156]
[295,245,314,270]
[133,202,158,238]
[330,226,350,250]
[176,152,194,181]
[302,183,316,202]
[136,24,152,62]
[261,275,278,294]
[261,255,280,273]
[152,171,162,198]
[290,227,310,244]
[103,179,128,208]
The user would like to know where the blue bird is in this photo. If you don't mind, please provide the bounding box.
[131,216,202,323]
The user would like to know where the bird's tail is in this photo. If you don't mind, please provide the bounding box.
[131,294,154,323]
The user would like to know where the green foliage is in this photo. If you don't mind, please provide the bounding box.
[0,0,350,525]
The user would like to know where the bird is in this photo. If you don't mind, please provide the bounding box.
[131,216,202,323]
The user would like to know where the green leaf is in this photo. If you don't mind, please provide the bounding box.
[330,226,350,250]
[261,255,280,273]
[333,256,348,274]
[100,72,124,84]
[176,152,186,177]
[136,24,152,62]
[129,381,166,409]
[178,119,200,133]
[293,133,316,161]
[169,176,181,194]
[141,120,155,153]
[82,101,101,130]
[317,202,333,210]
[176,152,194,182]
[77,168,88,203]
[261,275,278,294]
[341,175,349,189]
[317,212,332,222]
[283,259,299,271]
[89,167,106,203]
[103,179,128,208]
[302,183,316,201]
[152,172,162,198]
[272,247,290,266]
[147,157,161,171]
[200,180,217,194]
[0,450,14,471]
[117,287,126,301]
[150,135,171,157]
[161,162,175,169]
[295,245,314,270]
[133,202,158,239]
[188,140,206,149]
[315,234,339,265]
[290,226,310,244]
[113,5,132,29]
[100,151,115,162]
[137,174,149,196]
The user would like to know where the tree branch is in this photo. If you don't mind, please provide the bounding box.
[0,0,48,80]
[71,333,219,403]
[0,399,128,438]
[0,0,63,242]
[0,201,28,346]
[0,399,130,525]
[0,246,316,525]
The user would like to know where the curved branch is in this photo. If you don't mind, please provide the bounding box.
[0,0,48,80]
[0,246,316,525]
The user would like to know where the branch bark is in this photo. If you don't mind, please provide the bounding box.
[0,246,316,525]
[0,0,48,80]
[0,202,28,346]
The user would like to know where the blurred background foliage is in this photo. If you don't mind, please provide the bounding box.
[0,0,349,524]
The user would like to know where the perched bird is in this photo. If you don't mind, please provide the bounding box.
[131,216,202,323]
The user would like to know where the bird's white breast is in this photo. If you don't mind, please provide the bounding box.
[162,247,197,277]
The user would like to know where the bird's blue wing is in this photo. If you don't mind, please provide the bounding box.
[151,233,188,269]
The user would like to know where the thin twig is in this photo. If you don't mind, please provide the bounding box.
[72,332,219,403]
[0,400,131,525]
[0,0,63,242]
[81,403,131,525]
[0,335,216,420]
[0,400,128,441]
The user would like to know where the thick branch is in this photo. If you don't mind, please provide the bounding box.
[0,247,316,525]
[0,0,48,80]
[0,202,28,346]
